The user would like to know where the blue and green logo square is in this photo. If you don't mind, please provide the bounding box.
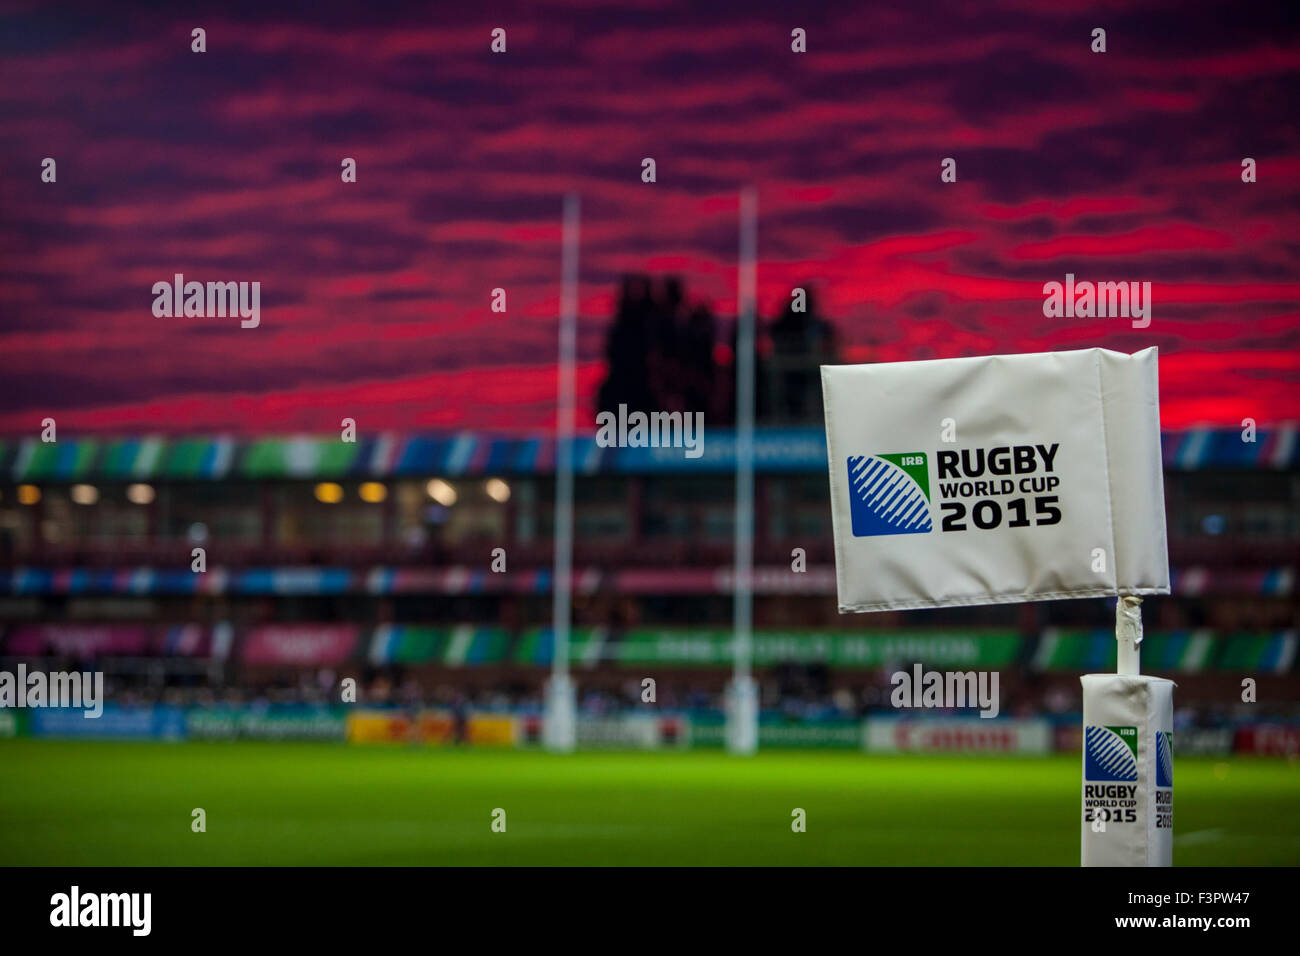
[846,453,932,536]
[1085,725,1138,782]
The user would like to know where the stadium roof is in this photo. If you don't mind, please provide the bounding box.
[1,426,1296,482]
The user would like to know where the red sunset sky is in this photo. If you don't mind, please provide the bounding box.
[0,0,1296,435]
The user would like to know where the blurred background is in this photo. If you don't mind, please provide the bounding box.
[0,275,1295,755]
[0,2,1297,763]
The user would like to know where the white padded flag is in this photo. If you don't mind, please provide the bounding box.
[821,347,1170,613]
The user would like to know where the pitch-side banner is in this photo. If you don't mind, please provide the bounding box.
[821,348,1170,613]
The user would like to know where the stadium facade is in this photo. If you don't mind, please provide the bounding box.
[0,426,1296,753]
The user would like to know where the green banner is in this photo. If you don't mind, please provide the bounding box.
[1033,629,1291,673]
[187,706,346,740]
[614,629,1021,668]
[691,717,862,748]
[371,626,447,664]
[512,628,607,666]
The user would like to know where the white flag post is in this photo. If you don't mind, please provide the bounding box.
[1117,594,1143,677]
[821,347,1173,864]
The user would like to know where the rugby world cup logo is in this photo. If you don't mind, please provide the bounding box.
[1085,725,1138,782]
[1156,730,1173,787]
[846,453,932,536]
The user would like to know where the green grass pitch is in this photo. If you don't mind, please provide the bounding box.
[1,739,1297,865]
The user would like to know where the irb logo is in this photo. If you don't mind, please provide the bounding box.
[1085,725,1137,782]
[846,453,932,536]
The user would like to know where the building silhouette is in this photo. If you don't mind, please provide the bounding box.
[595,275,838,426]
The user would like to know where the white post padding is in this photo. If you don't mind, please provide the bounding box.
[1080,672,1175,866]
[725,677,759,755]
[543,673,577,753]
